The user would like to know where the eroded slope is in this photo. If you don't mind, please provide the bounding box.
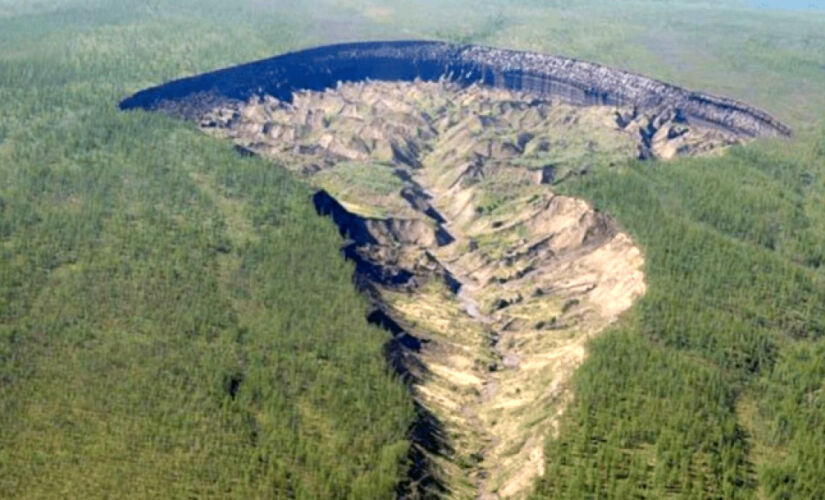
[193,80,683,498]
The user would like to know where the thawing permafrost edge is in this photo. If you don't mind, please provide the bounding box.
[120,41,789,499]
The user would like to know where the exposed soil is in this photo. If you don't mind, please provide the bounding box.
[196,80,661,499]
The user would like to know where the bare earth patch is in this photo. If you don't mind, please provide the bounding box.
[195,80,749,498]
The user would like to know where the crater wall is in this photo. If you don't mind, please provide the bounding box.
[120,40,791,138]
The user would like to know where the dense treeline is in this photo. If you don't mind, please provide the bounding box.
[533,133,825,499]
[0,3,412,498]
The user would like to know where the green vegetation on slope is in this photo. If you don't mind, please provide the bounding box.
[533,134,825,499]
[0,3,412,498]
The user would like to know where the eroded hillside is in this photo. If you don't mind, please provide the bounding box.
[188,79,759,498]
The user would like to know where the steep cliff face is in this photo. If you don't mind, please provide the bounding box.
[120,40,791,138]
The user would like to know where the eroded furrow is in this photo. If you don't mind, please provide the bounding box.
[192,80,704,498]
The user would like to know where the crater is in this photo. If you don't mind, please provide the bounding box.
[121,41,789,499]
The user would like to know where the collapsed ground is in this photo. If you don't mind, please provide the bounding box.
[196,80,754,498]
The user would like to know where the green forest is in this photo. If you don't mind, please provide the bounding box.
[533,133,825,499]
[1,0,825,498]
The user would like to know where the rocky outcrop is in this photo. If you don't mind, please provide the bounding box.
[120,40,790,138]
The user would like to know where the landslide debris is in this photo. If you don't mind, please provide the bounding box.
[196,80,659,499]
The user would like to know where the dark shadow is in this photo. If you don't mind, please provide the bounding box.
[120,40,790,138]
[313,189,377,245]
[315,192,453,498]
[366,309,452,499]
[396,403,452,499]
